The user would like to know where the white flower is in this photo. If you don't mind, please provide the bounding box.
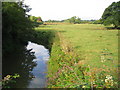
[6,75,11,79]
[82,86,85,88]
[105,79,108,83]
[106,75,112,79]
[105,75,114,86]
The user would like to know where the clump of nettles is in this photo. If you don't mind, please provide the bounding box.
[0,74,20,88]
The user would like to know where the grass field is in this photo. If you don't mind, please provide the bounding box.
[50,24,118,69]
[37,24,119,88]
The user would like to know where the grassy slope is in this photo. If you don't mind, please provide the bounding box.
[37,24,118,88]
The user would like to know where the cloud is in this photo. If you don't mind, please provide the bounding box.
[24,0,119,20]
[27,41,50,61]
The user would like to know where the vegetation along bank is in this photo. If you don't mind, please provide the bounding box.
[2,1,119,89]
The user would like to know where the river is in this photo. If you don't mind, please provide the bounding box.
[27,41,49,88]
[2,41,50,88]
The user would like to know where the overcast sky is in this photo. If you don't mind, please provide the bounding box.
[24,0,119,21]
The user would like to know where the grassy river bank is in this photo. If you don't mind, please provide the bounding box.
[35,24,118,88]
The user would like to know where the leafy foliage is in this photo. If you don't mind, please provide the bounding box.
[1,74,20,88]
[101,1,120,28]
[64,16,81,24]
[2,2,34,55]
[92,19,103,24]
[29,16,43,27]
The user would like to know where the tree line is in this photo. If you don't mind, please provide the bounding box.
[45,17,102,24]
[45,1,120,28]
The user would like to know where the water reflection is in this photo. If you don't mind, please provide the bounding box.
[2,41,49,88]
[2,43,37,88]
[27,41,49,88]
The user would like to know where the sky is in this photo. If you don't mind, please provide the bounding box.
[24,0,119,21]
[27,41,49,61]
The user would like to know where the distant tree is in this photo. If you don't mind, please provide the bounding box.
[46,19,52,22]
[36,17,43,24]
[75,17,81,24]
[37,17,43,22]
[69,16,76,23]
[29,16,38,22]
[29,16,43,26]
[63,19,70,23]
[101,1,120,28]
[93,19,103,24]
[65,16,81,24]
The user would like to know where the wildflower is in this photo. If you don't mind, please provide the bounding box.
[101,56,106,62]
[105,75,114,86]
[6,75,11,79]
[105,79,109,83]
[111,81,113,86]
[106,75,112,79]
[4,77,9,81]
[82,86,85,88]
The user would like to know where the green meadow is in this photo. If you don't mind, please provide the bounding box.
[3,1,120,89]
[36,24,119,88]
[49,24,118,69]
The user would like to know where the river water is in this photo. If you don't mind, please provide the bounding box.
[2,41,50,88]
[26,41,49,88]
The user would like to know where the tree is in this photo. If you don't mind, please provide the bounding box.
[29,16,43,26]
[75,17,81,24]
[69,16,76,23]
[65,16,81,24]
[36,17,43,24]
[29,16,38,22]
[101,1,120,28]
[2,1,33,55]
[93,19,103,24]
